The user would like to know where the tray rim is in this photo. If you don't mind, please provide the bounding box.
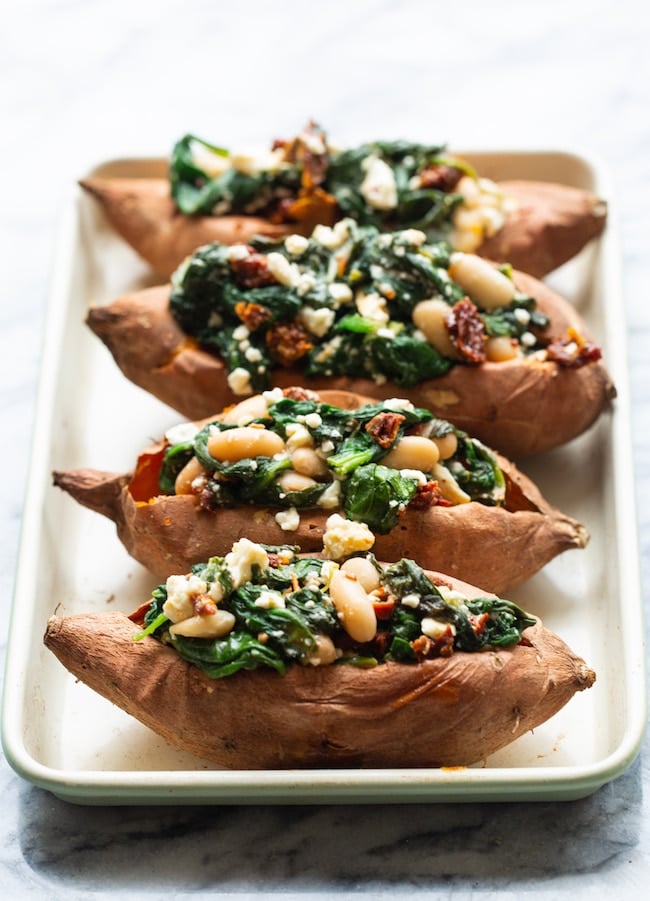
[2,148,647,805]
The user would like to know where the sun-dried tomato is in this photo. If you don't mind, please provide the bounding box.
[469,612,489,637]
[234,301,273,332]
[446,297,487,363]
[408,481,451,510]
[411,630,455,660]
[365,411,406,449]
[266,321,314,366]
[193,594,217,617]
[546,335,602,368]
[418,164,464,193]
[282,386,321,402]
[231,252,277,289]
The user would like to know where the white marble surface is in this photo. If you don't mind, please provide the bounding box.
[2,0,650,896]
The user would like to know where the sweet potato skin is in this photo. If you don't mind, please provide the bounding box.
[86,271,616,458]
[481,180,607,277]
[43,600,595,769]
[80,176,606,279]
[51,389,589,592]
[80,177,292,276]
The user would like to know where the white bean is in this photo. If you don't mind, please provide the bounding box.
[307,633,338,666]
[412,299,459,359]
[432,431,458,461]
[340,556,381,593]
[485,335,519,362]
[169,609,236,639]
[432,462,471,505]
[277,470,317,493]
[381,435,440,472]
[290,446,329,478]
[174,456,208,495]
[220,394,270,425]
[207,426,285,461]
[448,252,516,311]
[329,569,377,643]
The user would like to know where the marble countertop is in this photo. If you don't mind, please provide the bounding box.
[2,0,649,896]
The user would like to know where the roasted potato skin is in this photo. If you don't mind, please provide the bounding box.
[43,583,596,769]
[52,390,589,593]
[86,271,616,458]
[80,176,606,279]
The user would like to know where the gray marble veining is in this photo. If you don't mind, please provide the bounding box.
[2,0,650,896]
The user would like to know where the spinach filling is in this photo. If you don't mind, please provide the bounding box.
[169,221,548,392]
[135,545,536,679]
[169,129,469,238]
[158,397,506,534]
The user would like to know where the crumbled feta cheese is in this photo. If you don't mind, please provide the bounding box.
[320,439,335,455]
[284,234,310,256]
[225,538,269,588]
[254,588,287,609]
[298,305,336,337]
[356,292,389,324]
[316,479,342,509]
[227,367,253,396]
[360,154,398,211]
[436,585,469,607]
[303,412,322,429]
[165,422,200,446]
[401,593,421,608]
[190,141,231,179]
[245,346,263,363]
[400,228,427,246]
[285,422,313,451]
[232,324,250,341]
[262,387,285,406]
[275,507,300,531]
[376,327,395,339]
[383,397,415,411]
[163,574,208,623]
[226,244,250,262]
[312,220,350,250]
[294,271,315,297]
[514,307,531,326]
[320,560,339,585]
[520,331,537,347]
[322,513,375,560]
[421,617,455,640]
[267,252,301,287]
[328,282,353,305]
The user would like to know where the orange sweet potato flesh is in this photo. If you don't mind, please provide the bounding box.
[80,176,606,279]
[52,390,589,593]
[43,580,596,769]
[85,271,616,459]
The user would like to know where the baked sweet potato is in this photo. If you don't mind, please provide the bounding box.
[80,126,606,279]
[52,389,588,592]
[43,550,596,769]
[85,227,615,458]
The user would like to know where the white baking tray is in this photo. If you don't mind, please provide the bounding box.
[2,151,646,804]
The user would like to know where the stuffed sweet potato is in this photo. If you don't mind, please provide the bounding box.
[86,222,615,458]
[43,542,596,769]
[81,122,606,279]
[53,388,588,593]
